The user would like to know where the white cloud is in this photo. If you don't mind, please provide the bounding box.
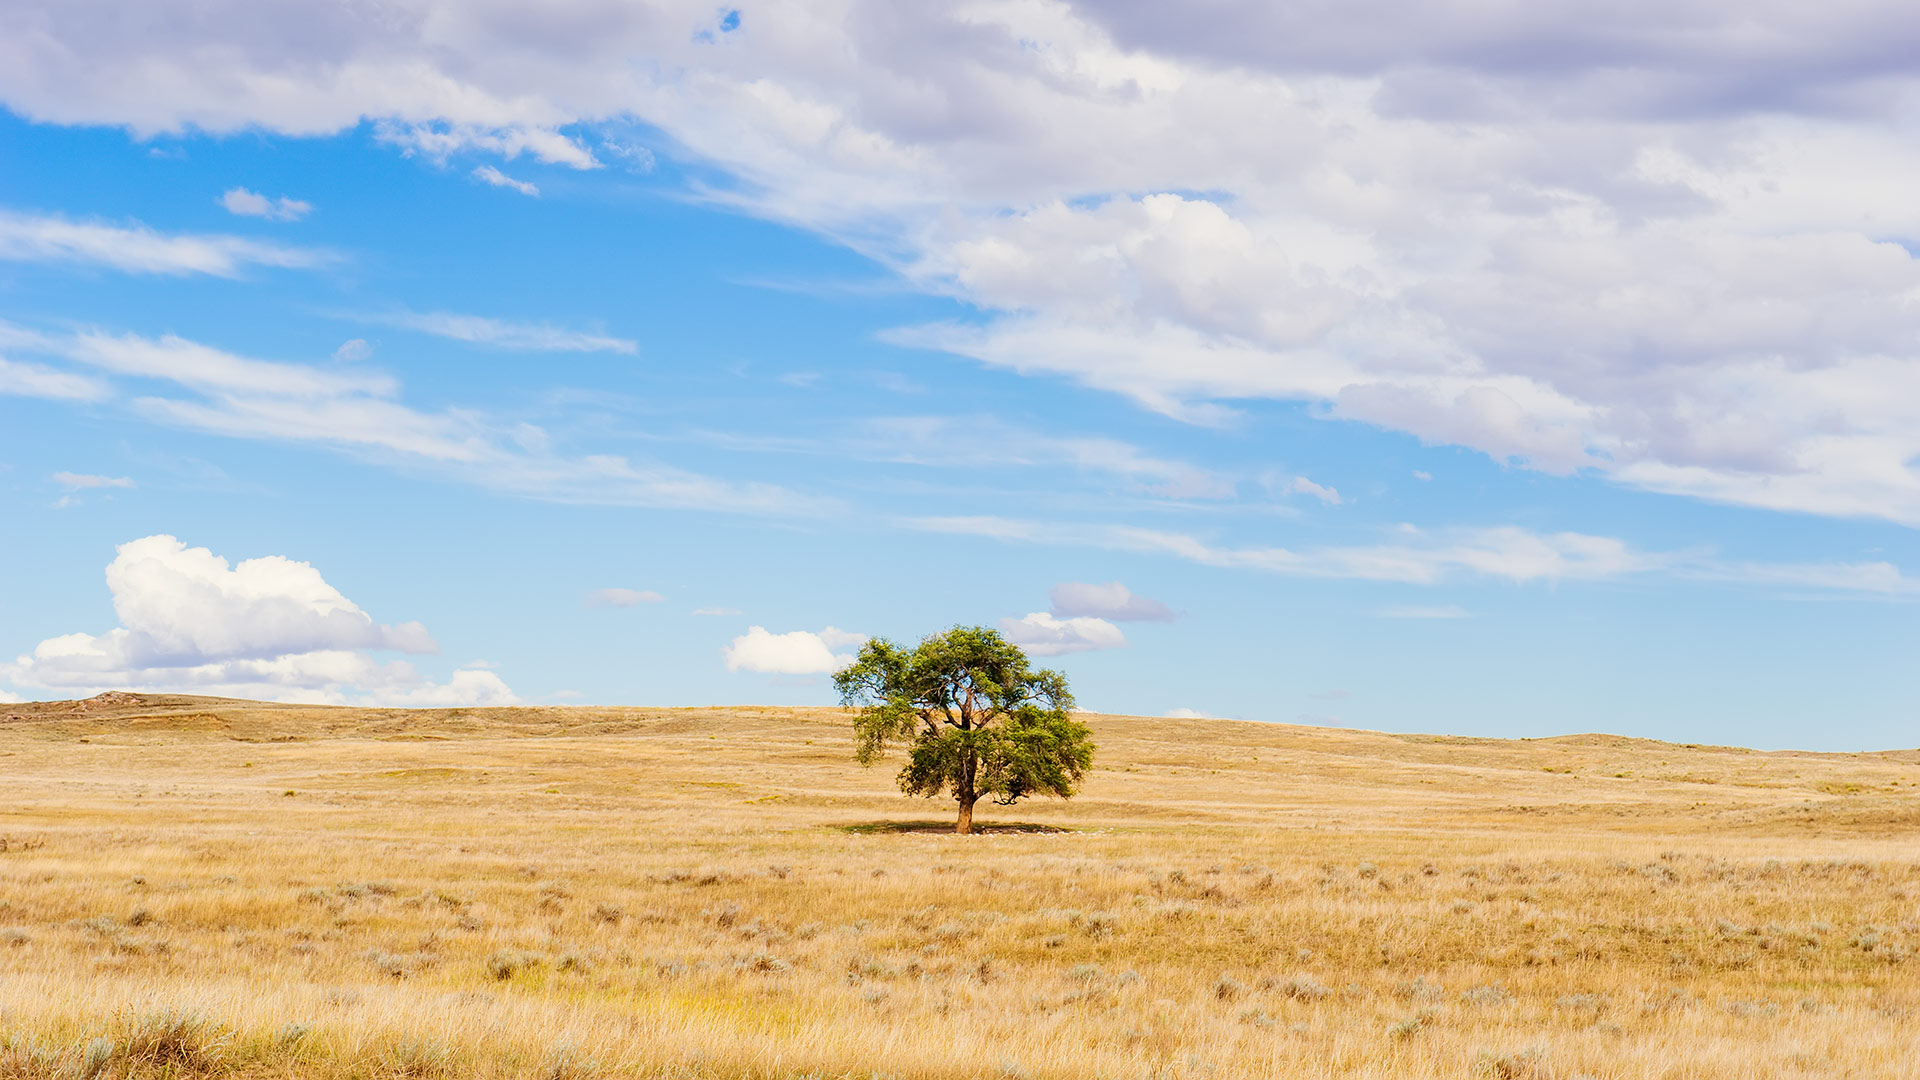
[9,324,823,515]
[332,338,372,363]
[0,357,109,400]
[693,414,1228,500]
[382,123,598,170]
[9,4,1920,522]
[356,309,636,354]
[817,627,868,650]
[913,514,1920,596]
[723,625,862,675]
[856,416,1231,499]
[219,187,311,221]
[103,534,434,659]
[52,472,132,489]
[601,139,656,172]
[1049,581,1174,622]
[999,611,1126,657]
[1,535,512,706]
[1687,560,1920,595]
[588,587,664,607]
[1164,707,1217,719]
[1288,477,1342,506]
[919,515,1666,585]
[0,209,327,276]
[472,165,539,197]
[377,668,518,707]
[71,331,396,397]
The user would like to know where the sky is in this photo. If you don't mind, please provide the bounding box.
[2,1,1918,749]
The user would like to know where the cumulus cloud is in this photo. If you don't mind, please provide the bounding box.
[723,625,863,675]
[472,165,538,197]
[1164,707,1218,719]
[1,535,512,705]
[376,669,518,706]
[999,612,1126,657]
[51,471,132,489]
[219,187,311,221]
[8,3,1920,521]
[0,209,327,276]
[1048,581,1174,622]
[587,587,664,607]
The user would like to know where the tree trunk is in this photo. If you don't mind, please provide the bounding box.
[955,793,975,835]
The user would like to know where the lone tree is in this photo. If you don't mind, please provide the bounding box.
[834,626,1095,834]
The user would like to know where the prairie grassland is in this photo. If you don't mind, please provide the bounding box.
[2,695,1918,1080]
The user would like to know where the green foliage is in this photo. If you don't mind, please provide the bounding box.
[834,626,1095,831]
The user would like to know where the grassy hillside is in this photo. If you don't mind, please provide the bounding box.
[2,694,1917,1078]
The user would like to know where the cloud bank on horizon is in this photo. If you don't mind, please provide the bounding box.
[3,535,515,706]
[5,0,1920,522]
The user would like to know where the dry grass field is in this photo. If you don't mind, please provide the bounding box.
[2,693,1918,1079]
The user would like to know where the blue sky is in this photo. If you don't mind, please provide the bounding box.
[3,2,1918,749]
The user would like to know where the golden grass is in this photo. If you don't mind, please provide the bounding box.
[1,694,1917,1079]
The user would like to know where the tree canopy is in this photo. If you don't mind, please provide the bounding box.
[833,625,1095,834]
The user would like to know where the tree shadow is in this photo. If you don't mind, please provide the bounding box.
[834,820,1072,835]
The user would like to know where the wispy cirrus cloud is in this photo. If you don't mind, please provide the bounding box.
[587,587,664,607]
[911,515,1667,585]
[0,209,330,277]
[1287,477,1342,506]
[0,357,108,400]
[684,414,1231,501]
[52,472,133,490]
[349,309,636,355]
[471,164,540,197]
[375,123,598,171]
[219,187,311,221]
[6,323,828,516]
[909,514,1920,596]
[857,416,1233,499]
